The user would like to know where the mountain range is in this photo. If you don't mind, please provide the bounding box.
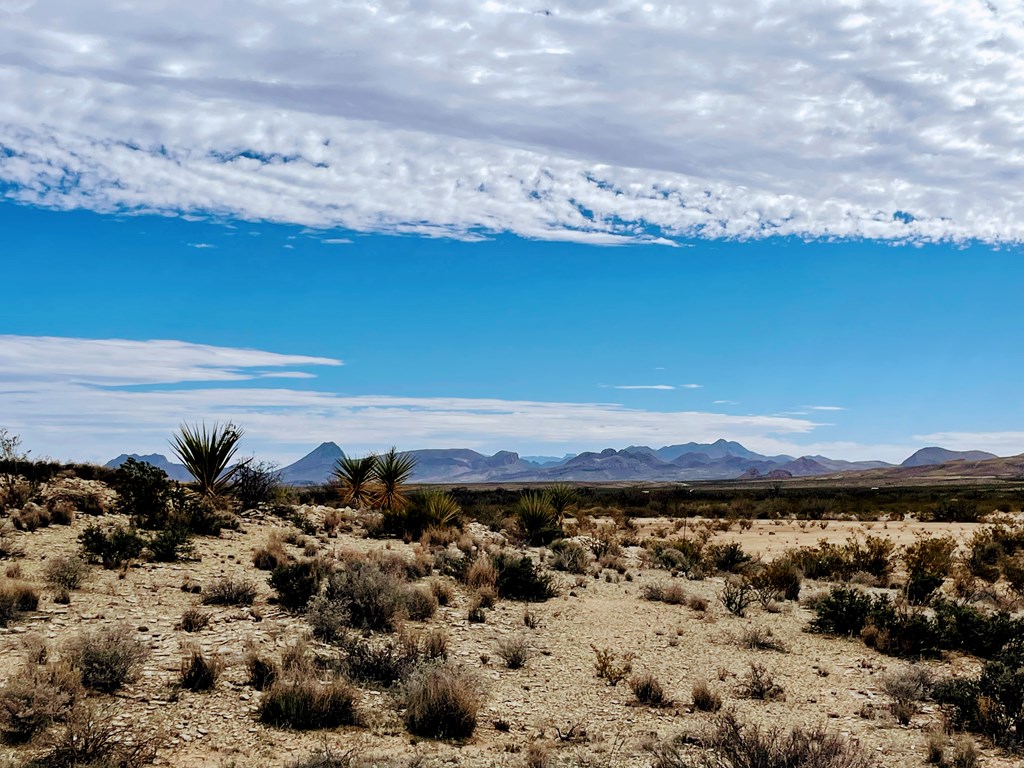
[104,441,1002,486]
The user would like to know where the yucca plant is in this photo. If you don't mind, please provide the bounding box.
[423,490,461,529]
[545,484,578,522]
[371,447,417,511]
[170,422,243,497]
[516,492,563,546]
[332,454,378,508]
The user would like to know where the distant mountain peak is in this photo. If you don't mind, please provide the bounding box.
[901,446,998,468]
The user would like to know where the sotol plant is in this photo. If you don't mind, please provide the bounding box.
[372,447,417,511]
[332,454,378,508]
[170,422,244,497]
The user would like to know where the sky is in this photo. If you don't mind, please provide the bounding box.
[1,0,1023,465]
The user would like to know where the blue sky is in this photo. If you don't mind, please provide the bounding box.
[2,1,1024,464]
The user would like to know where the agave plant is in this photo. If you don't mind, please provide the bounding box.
[422,490,461,529]
[332,454,378,508]
[170,422,244,497]
[371,447,417,511]
[545,484,578,522]
[516,491,562,546]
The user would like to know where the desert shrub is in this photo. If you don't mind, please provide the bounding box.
[46,497,76,525]
[430,578,454,606]
[259,677,360,730]
[0,582,40,626]
[904,536,957,605]
[790,536,894,582]
[79,524,145,569]
[404,662,481,739]
[965,524,1024,583]
[932,498,981,523]
[421,629,449,660]
[404,586,439,621]
[270,558,327,611]
[647,538,705,576]
[736,662,784,700]
[0,663,76,742]
[324,561,406,632]
[67,626,146,693]
[113,458,171,529]
[465,556,497,590]
[688,595,709,612]
[492,552,558,601]
[0,530,23,560]
[27,703,158,768]
[495,635,531,669]
[146,525,194,562]
[550,540,589,573]
[750,558,802,602]
[651,711,873,768]
[719,576,755,617]
[704,542,751,574]
[642,582,687,605]
[202,576,257,606]
[630,673,668,706]
[179,647,223,691]
[340,632,421,686]
[515,492,563,546]
[881,666,933,725]
[739,625,788,653]
[12,503,51,531]
[591,644,634,686]
[231,460,281,511]
[245,647,279,690]
[467,601,486,623]
[691,680,722,712]
[167,485,235,536]
[808,587,877,636]
[43,555,88,592]
[253,531,291,570]
[177,607,212,633]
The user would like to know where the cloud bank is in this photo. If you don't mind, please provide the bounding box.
[0,334,849,463]
[3,1,1024,243]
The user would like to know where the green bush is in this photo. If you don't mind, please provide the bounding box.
[146,526,194,562]
[113,458,170,529]
[324,561,406,632]
[270,559,328,611]
[515,492,562,546]
[807,587,877,636]
[491,553,558,601]
[79,524,146,569]
[550,540,589,573]
[904,536,957,605]
[704,542,751,574]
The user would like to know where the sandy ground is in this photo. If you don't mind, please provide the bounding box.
[0,506,1015,768]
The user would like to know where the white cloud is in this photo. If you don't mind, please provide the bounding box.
[679,384,702,389]
[322,238,353,245]
[611,384,675,390]
[2,2,1024,242]
[804,405,846,411]
[0,335,830,463]
[714,400,738,405]
[912,431,1024,456]
[188,242,215,249]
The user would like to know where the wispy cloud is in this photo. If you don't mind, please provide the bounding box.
[714,400,739,405]
[804,405,846,412]
[679,384,702,389]
[611,385,676,390]
[322,238,353,245]
[2,3,1024,243]
[1,335,828,463]
[188,242,215,249]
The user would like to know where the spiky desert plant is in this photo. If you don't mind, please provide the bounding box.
[516,492,562,546]
[545,484,577,522]
[372,447,416,511]
[170,422,244,496]
[423,490,461,528]
[332,454,378,508]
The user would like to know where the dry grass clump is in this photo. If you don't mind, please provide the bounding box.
[244,645,279,691]
[43,555,88,592]
[253,531,291,570]
[691,680,723,712]
[429,578,455,606]
[403,585,439,621]
[630,672,669,707]
[179,646,224,691]
[651,711,874,768]
[404,662,481,740]
[495,635,532,669]
[176,607,212,633]
[25,702,158,768]
[421,628,450,661]
[0,663,79,742]
[202,576,257,606]
[688,595,709,612]
[66,626,147,693]
[880,665,933,725]
[259,676,360,730]
[591,645,635,686]
[466,556,498,590]
[736,662,785,701]
[339,632,421,687]
[642,582,688,605]
[319,561,407,633]
[0,581,39,626]
[738,625,789,653]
